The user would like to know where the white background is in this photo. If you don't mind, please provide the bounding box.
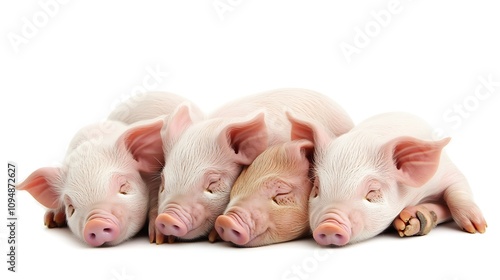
[1,1,499,279]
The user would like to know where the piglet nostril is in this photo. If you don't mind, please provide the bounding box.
[313,221,351,246]
[83,219,120,247]
[155,213,188,237]
[214,215,250,246]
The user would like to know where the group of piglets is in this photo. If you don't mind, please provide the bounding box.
[17,89,487,247]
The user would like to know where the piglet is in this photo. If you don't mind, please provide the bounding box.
[16,92,199,246]
[213,140,315,247]
[289,111,487,246]
[155,88,354,242]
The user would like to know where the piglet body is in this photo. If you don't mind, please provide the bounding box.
[291,112,487,246]
[156,88,354,241]
[17,92,199,246]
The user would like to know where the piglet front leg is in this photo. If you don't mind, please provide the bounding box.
[444,182,487,234]
[145,175,177,244]
[148,204,162,244]
[148,207,177,244]
[44,206,66,228]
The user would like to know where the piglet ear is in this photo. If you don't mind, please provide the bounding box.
[385,136,451,187]
[285,139,315,163]
[16,167,61,209]
[287,111,331,149]
[219,112,268,165]
[120,117,164,173]
[162,103,200,145]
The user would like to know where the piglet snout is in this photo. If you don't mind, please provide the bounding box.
[155,212,189,237]
[215,214,250,246]
[313,218,352,246]
[83,218,120,247]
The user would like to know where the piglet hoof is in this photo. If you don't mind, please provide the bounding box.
[208,227,221,243]
[154,234,176,244]
[449,204,487,234]
[152,232,176,245]
[393,206,437,237]
[149,220,164,244]
[166,235,176,244]
[44,208,67,228]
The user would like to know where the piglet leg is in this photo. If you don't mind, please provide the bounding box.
[146,180,177,244]
[208,227,221,243]
[148,206,163,244]
[393,203,450,237]
[443,181,487,234]
[44,207,67,228]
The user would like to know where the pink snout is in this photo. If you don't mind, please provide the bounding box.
[214,215,250,246]
[313,220,351,246]
[83,218,120,247]
[155,213,188,237]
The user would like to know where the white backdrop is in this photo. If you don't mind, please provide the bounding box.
[1,1,499,279]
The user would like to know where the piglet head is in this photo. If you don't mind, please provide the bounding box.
[309,134,450,246]
[156,107,269,240]
[17,118,164,246]
[214,139,314,247]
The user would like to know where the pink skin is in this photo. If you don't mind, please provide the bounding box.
[289,112,487,246]
[17,92,190,246]
[155,89,354,242]
[214,140,314,247]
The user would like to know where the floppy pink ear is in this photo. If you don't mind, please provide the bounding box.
[121,118,164,173]
[219,112,268,165]
[287,111,331,148]
[385,136,451,187]
[16,167,61,209]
